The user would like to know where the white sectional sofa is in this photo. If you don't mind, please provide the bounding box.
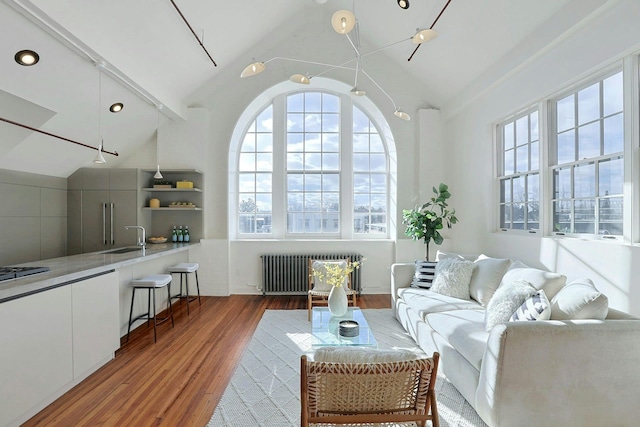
[391,252,640,427]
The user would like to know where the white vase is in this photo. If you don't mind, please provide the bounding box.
[328,285,348,317]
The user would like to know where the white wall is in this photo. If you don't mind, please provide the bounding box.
[443,0,640,315]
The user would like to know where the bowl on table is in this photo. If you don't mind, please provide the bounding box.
[147,237,168,244]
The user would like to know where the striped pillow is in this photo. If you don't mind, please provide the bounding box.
[411,261,437,289]
[510,290,551,322]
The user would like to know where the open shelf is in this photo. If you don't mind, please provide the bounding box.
[142,207,202,211]
[142,187,202,192]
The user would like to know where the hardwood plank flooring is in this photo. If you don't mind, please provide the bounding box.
[24,294,391,426]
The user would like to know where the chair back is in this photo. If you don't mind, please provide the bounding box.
[300,348,440,426]
[308,258,351,292]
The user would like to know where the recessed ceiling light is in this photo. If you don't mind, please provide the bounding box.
[14,50,39,66]
[109,103,124,113]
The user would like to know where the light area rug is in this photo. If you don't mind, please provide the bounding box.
[208,309,487,427]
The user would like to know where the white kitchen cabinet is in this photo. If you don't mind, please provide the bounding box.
[0,286,73,427]
[72,271,120,378]
[0,271,120,426]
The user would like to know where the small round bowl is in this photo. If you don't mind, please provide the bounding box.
[147,237,168,244]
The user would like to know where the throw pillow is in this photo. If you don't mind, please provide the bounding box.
[500,267,566,299]
[468,255,511,306]
[550,278,609,320]
[411,260,437,289]
[430,258,475,300]
[485,279,536,331]
[510,290,551,322]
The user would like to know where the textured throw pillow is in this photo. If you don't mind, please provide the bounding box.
[468,255,511,306]
[485,279,537,330]
[510,290,551,322]
[430,258,475,300]
[411,260,437,289]
[500,267,566,300]
[550,278,609,320]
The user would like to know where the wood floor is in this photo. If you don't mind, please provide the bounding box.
[24,294,391,426]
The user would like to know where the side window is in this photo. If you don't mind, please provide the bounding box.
[551,71,624,236]
[498,109,540,231]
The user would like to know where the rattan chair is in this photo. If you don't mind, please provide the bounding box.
[301,350,440,427]
[308,258,358,321]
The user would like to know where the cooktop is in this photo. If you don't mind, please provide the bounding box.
[0,266,51,282]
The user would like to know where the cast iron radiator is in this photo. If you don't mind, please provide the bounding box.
[260,253,363,296]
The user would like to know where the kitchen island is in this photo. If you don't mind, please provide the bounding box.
[0,242,198,427]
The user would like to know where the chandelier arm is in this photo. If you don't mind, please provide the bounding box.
[408,0,453,61]
[312,58,358,78]
[269,56,356,72]
[361,37,412,58]
[360,69,398,110]
[345,33,361,57]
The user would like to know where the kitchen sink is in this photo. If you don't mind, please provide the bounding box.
[102,247,143,254]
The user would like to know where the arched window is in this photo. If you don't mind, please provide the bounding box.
[230,80,395,240]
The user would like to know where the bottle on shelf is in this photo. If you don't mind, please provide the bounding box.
[171,226,177,243]
[184,225,190,243]
[178,225,184,242]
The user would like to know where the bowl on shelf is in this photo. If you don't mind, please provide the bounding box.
[147,236,168,244]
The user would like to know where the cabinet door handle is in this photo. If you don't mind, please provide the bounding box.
[103,203,107,245]
[110,203,114,245]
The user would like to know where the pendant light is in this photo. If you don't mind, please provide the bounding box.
[94,140,106,164]
[154,105,163,179]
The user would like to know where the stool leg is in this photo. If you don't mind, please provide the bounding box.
[167,282,175,328]
[152,288,157,343]
[127,288,136,342]
[184,272,190,315]
[147,288,152,327]
[195,270,201,305]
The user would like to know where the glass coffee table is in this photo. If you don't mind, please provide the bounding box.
[311,307,377,347]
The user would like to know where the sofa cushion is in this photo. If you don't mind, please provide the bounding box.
[550,278,609,320]
[485,279,537,330]
[431,258,475,300]
[510,290,551,322]
[425,309,488,371]
[397,288,482,320]
[499,266,566,299]
[468,255,511,306]
[411,260,437,289]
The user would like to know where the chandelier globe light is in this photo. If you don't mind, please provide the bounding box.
[290,74,311,84]
[331,10,356,34]
[412,28,439,44]
[240,61,266,78]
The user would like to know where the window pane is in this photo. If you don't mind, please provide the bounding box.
[530,141,539,170]
[239,194,256,212]
[255,214,272,233]
[305,193,321,211]
[287,93,304,112]
[287,153,303,170]
[504,149,514,175]
[288,133,303,151]
[574,199,595,234]
[599,197,623,236]
[554,167,571,199]
[516,116,528,145]
[354,194,369,211]
[256,106,273,131]
[353,153,369,171]
[512,203,525,230]
[241,133,255,152]
[527,202,539,228]
[500,179,511,203]
[305,114,321,132]
[500,204,508,228]
[557,129,575,165]
[578,82,600,125]
[304,153,321,170]
[354,174,370,193]
[578,121,600,159]
[255,194,272,213]
[557,95,575,133]
[353,108,369,132]
[256,153,272,171]
[239,214,256,233]
[323,93,339,112]
[324,193,340,212]
[323,174,339,192]
[305,133,321,151]
[599,157,623,196]
[239,153,255,171]
[371,174,386,193]
[513,176,525,202]
[322,133,339,152]
[370,154,386,172]
[603,72,623,116]
[574,163,595,198]
[287,113,303,132]
[370,134,384,152]
[322,113,339,132]
[239,174,255,192]
[528,173,539,202]
[603,113,623,154]
[255,174,271,192]
[288,174,303,191]
[305,93,322,112]
[504,122,514,149]
[530,111,539,141]
[353,134,369,152]
[516,144,528,172]
[288,193,303,211]
[305,174,321,191]
[323,153,339,170]
[553,200,572,232]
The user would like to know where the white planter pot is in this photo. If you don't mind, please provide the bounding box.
[328,286,348,317]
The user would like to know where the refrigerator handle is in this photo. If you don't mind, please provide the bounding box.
[110,203,115,245]
[103,203,107,245]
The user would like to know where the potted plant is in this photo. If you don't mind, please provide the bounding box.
[402,183,458,261]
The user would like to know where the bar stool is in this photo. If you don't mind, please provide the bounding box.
[168,263,201,315]
[127,274,174,343]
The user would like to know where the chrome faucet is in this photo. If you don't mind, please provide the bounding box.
[125,225,146,247]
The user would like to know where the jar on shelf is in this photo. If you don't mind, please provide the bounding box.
[149,198,160,208]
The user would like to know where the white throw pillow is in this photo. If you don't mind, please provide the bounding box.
[500,267,566,299]
[469,255,511,306]
[430,258,475,300]
[550,278,609,320]
[510,290,551,322]
[485,279,537,330]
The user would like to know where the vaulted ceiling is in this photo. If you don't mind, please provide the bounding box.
[0,0,606,177]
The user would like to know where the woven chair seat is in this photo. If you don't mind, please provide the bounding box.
[309,288,357,297]
[301,351,440,427]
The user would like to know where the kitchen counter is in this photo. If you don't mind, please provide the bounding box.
[0,243,198,303]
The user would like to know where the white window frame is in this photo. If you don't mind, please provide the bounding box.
[228,78,396,241]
